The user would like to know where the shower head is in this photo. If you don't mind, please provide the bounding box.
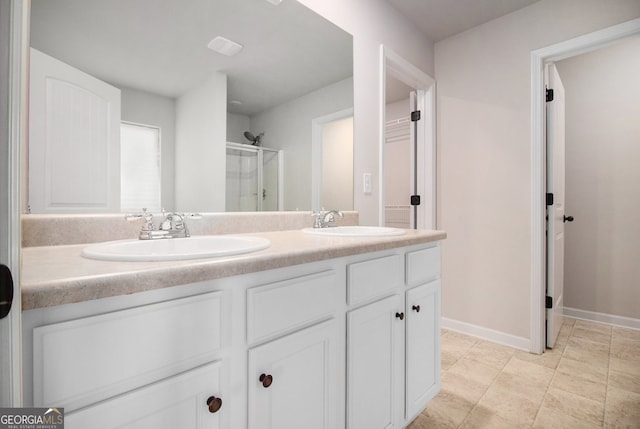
[243,131,264,146]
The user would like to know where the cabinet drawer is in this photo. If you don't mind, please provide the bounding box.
[406,246,440,286]
[347,254,403,305]
[247,270,339,344]
[66,361,224,429]
[33,291,223,411]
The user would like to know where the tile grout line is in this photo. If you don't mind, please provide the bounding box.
[456,342,520,428]
[532,322,572,428]
[603,327,613,428]
[454,338,485,429]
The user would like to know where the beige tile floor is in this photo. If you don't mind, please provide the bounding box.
[408,317,640,428]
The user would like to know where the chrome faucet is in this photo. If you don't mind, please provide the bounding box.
[312,209,344,228]
[126,209,201,240]
[159,212,189,238]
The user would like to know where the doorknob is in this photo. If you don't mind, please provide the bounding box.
[0,264,14,319]
[563,215,574,223]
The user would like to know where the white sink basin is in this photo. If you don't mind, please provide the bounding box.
[302,226,406,237]
[82,235,271,262]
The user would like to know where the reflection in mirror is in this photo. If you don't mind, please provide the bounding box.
[384,73,414,229]
[28,0,353,214]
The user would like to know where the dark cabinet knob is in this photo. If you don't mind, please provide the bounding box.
[412,305,421,312]
[563,215,574,223]
[259,373,273,388]
[395,312,404,320]
[206,396,222,413]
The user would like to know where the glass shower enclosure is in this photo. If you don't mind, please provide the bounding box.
[225,142,283,212]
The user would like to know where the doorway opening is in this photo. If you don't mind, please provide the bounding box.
[379,46,436,229]
[530,18,640,354]
[311,108,354,212]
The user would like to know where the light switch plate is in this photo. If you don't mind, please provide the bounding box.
[363,173,372,194]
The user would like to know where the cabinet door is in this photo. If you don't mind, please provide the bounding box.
[248,319,338,429]
[405,280,441,420]
[65,361,225,429]
[347,295,404,429]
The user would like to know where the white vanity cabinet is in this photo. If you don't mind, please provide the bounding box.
[246,270,342,429]
[404,246,442,422]
[405,280,441,419]
[65,361,224,429]
[346,254,405,429]
[248,319,338,429]
[347,244,441,429]
[348,294,405,428]
[24,240,442,429]
[29,291,228,428]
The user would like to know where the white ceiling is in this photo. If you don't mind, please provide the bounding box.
[386,0,541,42]
[30,0,353,117]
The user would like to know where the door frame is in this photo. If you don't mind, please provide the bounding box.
[379,46,436,229]
[1,0,28,406]
[529,17,640,354]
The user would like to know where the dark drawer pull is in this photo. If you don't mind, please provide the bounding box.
[412,305,421,313]
[206,396,222,413]
[259,373,273,388]
[395,312,404,321]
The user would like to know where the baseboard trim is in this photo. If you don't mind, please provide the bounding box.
[563,307,640,331]
[441,317,530,352]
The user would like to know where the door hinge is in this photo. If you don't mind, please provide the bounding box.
[546,88,554,102]
[546,193,554,206]
[545,296,553,309]
[410,195,421,206]
[411,110,421,122]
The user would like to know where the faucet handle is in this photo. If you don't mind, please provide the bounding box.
[125,208,154,231]
[311,210,324,228]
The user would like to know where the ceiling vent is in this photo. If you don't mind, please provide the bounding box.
[207,36,243,57]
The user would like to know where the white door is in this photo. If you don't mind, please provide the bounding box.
[545,63,567,348]
[405,281,441,420]
[248,320,338,429]
[347,295,404,429]
[29,48,121,213]
[0,0,24,406]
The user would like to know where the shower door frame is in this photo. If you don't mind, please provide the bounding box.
[226,142,283,212]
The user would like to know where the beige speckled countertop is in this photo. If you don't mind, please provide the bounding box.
[21,229,446,311]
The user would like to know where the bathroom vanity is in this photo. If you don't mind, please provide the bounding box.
[21,221,445,429]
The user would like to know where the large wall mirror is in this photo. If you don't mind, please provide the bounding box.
[27,0,353,214]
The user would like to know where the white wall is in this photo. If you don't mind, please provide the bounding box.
[435,0,640,341]
[120,86,176,211]
[298,0,434,225]
[175,73,226,212]
[555,36,640,321]
[251,77,353,211]
[227,113,250,145]
[322,116,354,210]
